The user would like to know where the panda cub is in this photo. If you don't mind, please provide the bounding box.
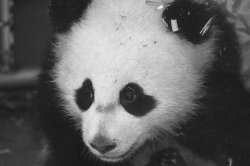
[39,0,250,166]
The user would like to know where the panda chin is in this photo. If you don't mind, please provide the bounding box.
[100,151,131,163]
[98,142,141,163]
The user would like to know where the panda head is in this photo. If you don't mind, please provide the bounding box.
[49,0,221,163]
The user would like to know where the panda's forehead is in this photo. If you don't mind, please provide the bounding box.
[68,0,181,72]
[88,0,168,18]
[73,0,169,40]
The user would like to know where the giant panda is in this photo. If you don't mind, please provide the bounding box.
[38,0,250,166]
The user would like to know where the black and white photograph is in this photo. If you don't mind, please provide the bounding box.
[0,0,250,166]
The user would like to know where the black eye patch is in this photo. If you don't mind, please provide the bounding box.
[75,78,94,111]
[120,83,157,117]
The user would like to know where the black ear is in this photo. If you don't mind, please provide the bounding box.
[49,0,92,33]
[162,0,216,44]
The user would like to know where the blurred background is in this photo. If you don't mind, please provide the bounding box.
[0,0,49,165]
[0,0,249,166]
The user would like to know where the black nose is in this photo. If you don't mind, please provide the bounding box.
[90,135,116,154]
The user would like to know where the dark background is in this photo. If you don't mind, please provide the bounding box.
[0,0,49,166]
[14,0,50,69]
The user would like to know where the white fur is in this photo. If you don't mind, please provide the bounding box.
[52,0,216,162]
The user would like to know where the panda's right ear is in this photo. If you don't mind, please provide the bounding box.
[49,0,92,33]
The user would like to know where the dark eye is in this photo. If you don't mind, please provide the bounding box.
[82,90,93,100]
[119,83,157,117]
[75,79,94,111]
[123,88,137,103]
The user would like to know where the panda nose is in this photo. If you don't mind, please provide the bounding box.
[90,135,117,154]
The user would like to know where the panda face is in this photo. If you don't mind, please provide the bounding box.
[52,0,215,162]
[79,79,156,162]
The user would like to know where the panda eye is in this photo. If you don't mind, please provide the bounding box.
[120,83,157,117]
[75,79,94,111]
[82,90,93,100]
[123,88,137,103]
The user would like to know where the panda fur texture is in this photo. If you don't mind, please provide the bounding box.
[38,0,250,166]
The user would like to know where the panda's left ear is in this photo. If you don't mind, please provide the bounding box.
[161,0,216,44]
[49,0,92,33]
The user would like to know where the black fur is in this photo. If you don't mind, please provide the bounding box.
[75,78,94,111]
[120,83,157,117]
[162,0,215,44]
[173,1,250,165]
[49,0,92,33]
